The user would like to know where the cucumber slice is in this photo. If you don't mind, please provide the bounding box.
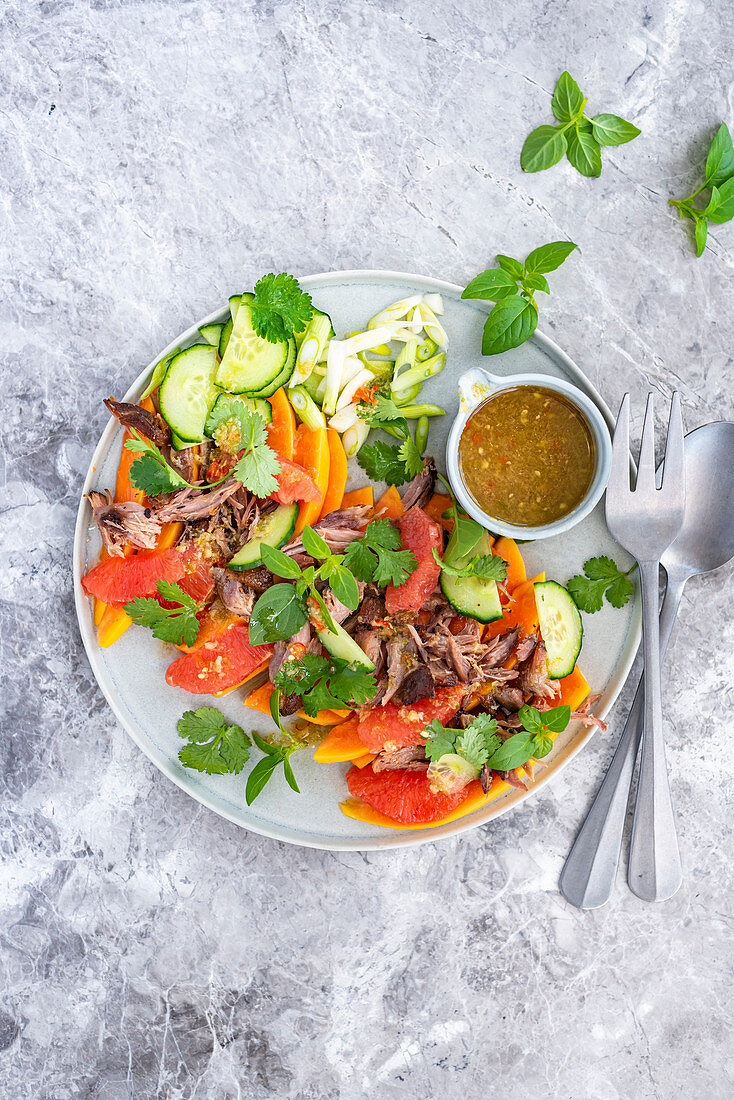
[158,345,219,443]
[208,392,272,428]
[248,338,297,398]
[228,503,298,570]
[170,430,200,451]
[199,323,224,346]
[313,618,376,671]
[217,295,244,359]
[216,299,290,395]
[534,580,583,679]
[440,532,503,624]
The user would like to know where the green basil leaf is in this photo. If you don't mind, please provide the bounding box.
[462,268,520,301]
[252,730,281,757]
[532,732,554,759]
[705,176,734,223]
[327,565,361,611]
[522,272,550,294]
[524,240,577,275]
[481,297,538,356]
[486,732,536,772]
[705,122,734,188]
[248,584,308,644]
[701,186,721,217]
[496,255,526,279]
[694,217,708,257]
[521,125,567,173]
[518,704,542,733]
[590,113,641,147]
[539,704,571,733]
[260,542,303,579]
[301,525,330,561]
[566,128,602,177]
[245,756,281,804]
[282,754,301,794]
[551,71,584,123]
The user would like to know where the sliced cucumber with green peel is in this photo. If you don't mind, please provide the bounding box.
[248,338,297,398]
[440,532,503,623]
[534,580,583,678]
[216,298,291,394]
[228,503,298,571]
[199,323,224,346]
[208,392,272,428]
[158,345,219,443]
[218,295,244,359]
[313,617,376,671]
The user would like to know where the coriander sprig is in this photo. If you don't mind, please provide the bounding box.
[462,242,576,355]
[670,123,734,256]
[124,581,201,647]
[358,395,425,484]
[422,704,571,773]
[521,71,640,177]
[125,399,280,499]
[177,707,252,775]
[567,556,636,613]
[343,519,417,587]
[250,273,313,344]
[275,654,377,717]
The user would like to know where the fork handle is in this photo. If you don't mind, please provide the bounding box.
[628,560,683,901]
[559,574,685,909]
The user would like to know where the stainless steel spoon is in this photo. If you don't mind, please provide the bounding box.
[560,421,734,909]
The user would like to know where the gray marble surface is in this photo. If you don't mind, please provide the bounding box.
[2,0,733,1096]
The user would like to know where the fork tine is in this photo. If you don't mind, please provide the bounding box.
[607,393,631,501]
[661,391,684,498]
[636,392,657,490]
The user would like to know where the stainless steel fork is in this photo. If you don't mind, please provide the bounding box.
[602,392,686,902]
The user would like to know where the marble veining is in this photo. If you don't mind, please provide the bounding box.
[1,0,733,1096]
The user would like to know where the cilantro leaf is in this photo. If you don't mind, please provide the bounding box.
[343,519,418,587]
[358,396,425,482]
[421,719,457,763]
[177,707,252,775]
[225,403,280,497]
[435,550,507,583]
[275,655,377,716]
[124,433,189,497]
[250,273,313,343]
[567,556,636,613]
[248,584,309,644]
[124,581,200,646]
[456,717,502,770]
[357,441,411,486]
[398,436,424,479]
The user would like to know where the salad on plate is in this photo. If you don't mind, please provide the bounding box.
[80,273,605,830]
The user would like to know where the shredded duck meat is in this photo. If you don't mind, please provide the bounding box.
[88,490,161,557]
[152,477,242,523]
[104,397,170,446]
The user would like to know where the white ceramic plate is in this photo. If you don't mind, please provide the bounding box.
[74,270,641,851]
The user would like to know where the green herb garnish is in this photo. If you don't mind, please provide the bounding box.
[567,556,636,613]
[521,71,640,176]
[358,395,424,482]
[250,273,313,343]
[124,581,200,647]
[670,123,734,256]
[177,707,252,775]
[275,654,377,717]
[422,704,571,772]
[462,242,576,355]
[343,519,418,587]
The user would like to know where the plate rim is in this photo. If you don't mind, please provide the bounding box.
[73,268,641,851]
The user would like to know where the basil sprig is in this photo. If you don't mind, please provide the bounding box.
[670,123,734,256]
[462,241,576,355]
[521,71,640,177]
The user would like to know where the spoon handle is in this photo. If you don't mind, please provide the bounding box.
[559,574,686,909]
[627,562,683,901]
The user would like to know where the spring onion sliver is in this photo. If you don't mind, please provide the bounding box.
[390,351,446,396]
[394,382,423,406]
[342,420,371,457]
[367,296,422,330]
[416,303,448,346]
[328,403,361,433]
[290,312,333,388]
[336,368,374,412]
[290,386,327,431]
[393,338,418,379]
[422,293,444,315]
[393,404,445,418]
[415,415,430,453]
[416,336,438,362]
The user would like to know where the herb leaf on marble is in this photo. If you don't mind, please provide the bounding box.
[671,124,734,255]
[462,241,577,355]
[521,70,640,177]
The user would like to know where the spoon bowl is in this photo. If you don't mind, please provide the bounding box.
[661,420,734,580]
